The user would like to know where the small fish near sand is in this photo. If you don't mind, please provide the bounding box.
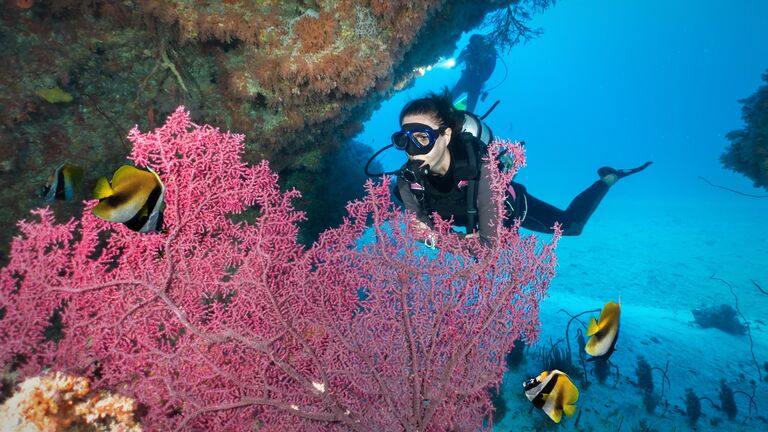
[585,300,621,362]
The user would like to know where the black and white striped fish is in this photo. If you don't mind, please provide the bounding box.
[40,163,83,202]
[523,369,579,423]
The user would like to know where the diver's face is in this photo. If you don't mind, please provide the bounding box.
[401,113,452,171]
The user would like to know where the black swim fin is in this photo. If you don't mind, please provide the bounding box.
[598,161,653,180]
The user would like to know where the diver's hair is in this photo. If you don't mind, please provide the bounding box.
[399,89,463,133]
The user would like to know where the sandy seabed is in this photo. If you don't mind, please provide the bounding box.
[495,195,768,431]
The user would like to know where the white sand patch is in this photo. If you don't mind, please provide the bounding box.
[494,197,768,431]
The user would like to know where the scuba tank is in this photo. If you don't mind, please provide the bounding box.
[459,110,494,148]
[453,97,499,147]
[450,106,496,181]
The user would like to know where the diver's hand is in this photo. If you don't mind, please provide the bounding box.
[412,219,437,249]
[423,232,437,249]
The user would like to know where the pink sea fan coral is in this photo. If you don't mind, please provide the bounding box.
[0,107,558,430]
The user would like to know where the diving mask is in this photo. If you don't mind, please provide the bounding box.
[391,123,446,155]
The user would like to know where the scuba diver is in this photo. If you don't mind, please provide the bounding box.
[384,91,652,247]
[451,34,498,113]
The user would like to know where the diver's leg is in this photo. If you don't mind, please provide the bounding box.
[598,161,653,185]
[451,75,469,100]
[560,163,653,233]
[505,183,567,234]
[465,79,483,113]
[512,181,609,236]
[465,89,480,113]
[510,161,652,235]
[557,180,610,236]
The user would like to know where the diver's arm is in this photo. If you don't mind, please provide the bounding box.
[397,177,433,228]
[397,177,438,248]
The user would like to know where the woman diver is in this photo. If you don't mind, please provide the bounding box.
[388,91,652,247]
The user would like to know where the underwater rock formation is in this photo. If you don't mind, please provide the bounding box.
[691,304,748,335]
[0,0,553,258]
[722,69,768,190]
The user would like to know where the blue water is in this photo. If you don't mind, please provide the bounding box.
[356,1,768,430]
[358,0,768,204]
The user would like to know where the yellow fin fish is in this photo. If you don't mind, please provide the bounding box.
[523,369,579,423]
[92,165,165,233]
[585,301,621,361]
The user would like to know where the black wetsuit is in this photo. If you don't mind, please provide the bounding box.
[451,39,497,113]
[396,139,610,244]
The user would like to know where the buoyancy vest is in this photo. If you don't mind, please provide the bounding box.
[403,111,493,232]
[421,158,475,229]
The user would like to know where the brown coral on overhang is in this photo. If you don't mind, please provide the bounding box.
[293,11,338,54]
[0,0,536,258]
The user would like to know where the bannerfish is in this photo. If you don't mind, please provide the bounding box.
[40,163,83,202]
[523,369,579,423]
[92,165,165,233]
[585,300,621,361]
